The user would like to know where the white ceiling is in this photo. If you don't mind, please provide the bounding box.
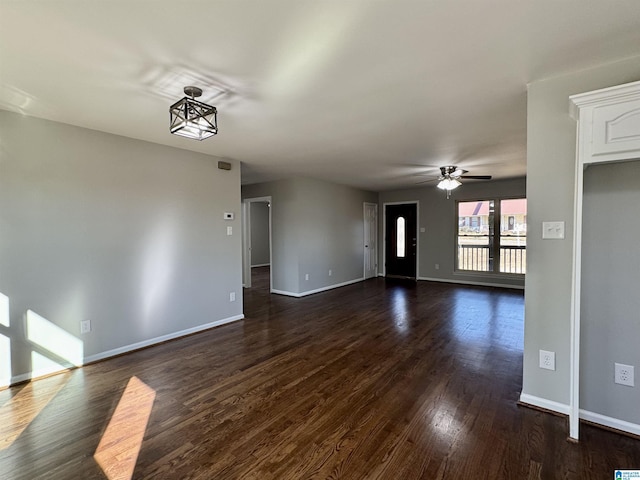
[1,1,639,191]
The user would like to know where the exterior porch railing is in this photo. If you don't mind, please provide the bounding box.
[457,244,526,274]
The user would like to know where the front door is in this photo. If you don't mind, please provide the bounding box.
[385,203,417,279]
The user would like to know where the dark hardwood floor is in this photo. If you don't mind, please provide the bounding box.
[1,267,639,479]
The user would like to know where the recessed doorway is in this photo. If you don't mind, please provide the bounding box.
[242,196,272,290]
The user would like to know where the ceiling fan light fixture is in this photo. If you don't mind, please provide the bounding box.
[169,86,218,140]
[437,177,461,191]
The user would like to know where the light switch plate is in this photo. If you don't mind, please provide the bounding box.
[542,221,565,239]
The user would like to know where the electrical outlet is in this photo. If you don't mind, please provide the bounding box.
[305,274,309,281]
[329,269,332,276]
[615,363,635,387]
[435,263,440,270]
[539,350,555,371]
[229,292,236,302]
[80,320,91,334]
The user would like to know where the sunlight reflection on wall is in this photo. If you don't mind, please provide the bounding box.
[141,217,177,324]
[0,292,8,328]
[0,292,10,387]
[95,376,156,480]
[26,309,83,370]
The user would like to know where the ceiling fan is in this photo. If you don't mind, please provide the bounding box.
[417,165,492,198]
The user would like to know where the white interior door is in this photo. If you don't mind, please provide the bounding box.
[364,203,378,279]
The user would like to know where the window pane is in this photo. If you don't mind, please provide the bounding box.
[500,199,527,274]
[457,201,492,271]
[396,217,405,258]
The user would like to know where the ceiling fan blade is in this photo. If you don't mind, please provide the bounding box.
[452,168,468,177]
[415,178,439,184]
[460,175,492,180]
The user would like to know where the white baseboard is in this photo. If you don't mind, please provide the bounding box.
[271,278,365,298]
[519,393,640,436]
[1,314,244,388]
[418,276,525,290]
[270,289,299,297]
[251,263,270,268]
[579,409,640,436]
[518,393,570,415]
[3,360,78,388]
[84,314,244,364]
[2,368,72,388]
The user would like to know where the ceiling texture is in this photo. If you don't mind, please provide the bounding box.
[1,1,640,191]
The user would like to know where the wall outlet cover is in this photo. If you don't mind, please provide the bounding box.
[539,349,556,371]
[80,320,91,334]
[615,363,635,387]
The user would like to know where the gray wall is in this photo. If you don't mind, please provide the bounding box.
[0,110,243,386]
[242,178,378,295]
[581,161,640,424]
[242,179,299,293]
[250,202,270,266]
[523,56,640,408]
[379,177,526,288]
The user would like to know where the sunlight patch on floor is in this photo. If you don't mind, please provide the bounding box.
[94,376,156,480]
[0,373,70,450]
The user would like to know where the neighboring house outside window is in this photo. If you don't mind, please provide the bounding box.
[457,198,527,274]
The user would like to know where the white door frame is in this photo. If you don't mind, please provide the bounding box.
[382,201,419,278]
[568,80,640,440]
[363,202,378,279]
[242,196,273,289]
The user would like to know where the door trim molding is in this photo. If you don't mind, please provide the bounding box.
[242,196,273,290]
[382,201,419,278]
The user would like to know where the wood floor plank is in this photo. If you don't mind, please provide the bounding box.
[1,267,639,479]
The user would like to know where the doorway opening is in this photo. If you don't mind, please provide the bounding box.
[242,196,272,290]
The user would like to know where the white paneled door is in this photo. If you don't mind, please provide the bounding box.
[364,203,378,279]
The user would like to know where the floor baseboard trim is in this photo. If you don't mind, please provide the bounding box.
[270,289,301,297]
[518,393,570,415]
[271,278,365,298]
[518,394,640,437]
[2,314,244,388]
[84,314,245,364]
[579,409,640,437]
[418,276,524,290]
